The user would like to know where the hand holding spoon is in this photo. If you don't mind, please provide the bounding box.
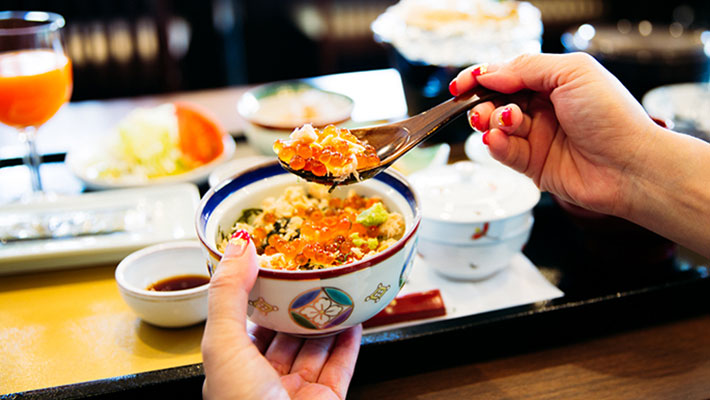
[279,86,501,185]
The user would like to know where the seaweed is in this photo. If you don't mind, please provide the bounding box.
[300,262,315,270]
[264,217,291,243]
[237,208,262,224]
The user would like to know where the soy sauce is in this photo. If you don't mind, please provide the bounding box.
[147,275,210,291]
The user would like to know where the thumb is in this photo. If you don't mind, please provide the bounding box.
[206,229,259,331]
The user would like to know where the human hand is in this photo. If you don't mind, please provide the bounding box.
[449,52,662,218]
[201,230,362,400]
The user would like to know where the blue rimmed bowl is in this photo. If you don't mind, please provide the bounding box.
[196,160,420,337]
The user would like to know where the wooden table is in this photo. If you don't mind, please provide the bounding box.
[2,68,710,399]
[350,310,710,399]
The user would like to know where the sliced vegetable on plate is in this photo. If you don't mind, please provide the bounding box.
[66,101,235,189]
[175,101,225,164]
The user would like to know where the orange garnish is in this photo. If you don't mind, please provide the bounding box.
[174,101,226,164]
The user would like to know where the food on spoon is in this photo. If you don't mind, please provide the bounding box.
[273,124,380,181]
[218,184,406,271]
[90,102,226,181]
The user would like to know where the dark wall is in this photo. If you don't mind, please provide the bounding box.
[3,0,708,100]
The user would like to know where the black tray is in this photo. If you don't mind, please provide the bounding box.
[7,189,710,399]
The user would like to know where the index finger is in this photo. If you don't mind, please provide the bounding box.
[450,63,495,96]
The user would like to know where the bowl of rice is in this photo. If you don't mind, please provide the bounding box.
[196,160,420,337]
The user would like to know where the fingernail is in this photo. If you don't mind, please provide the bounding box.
[482,130,489,145]
[472,64,488,78]
[448,80,458,96]
[499,107,512,126]
[469,111,482,131]
[225,229,250,258]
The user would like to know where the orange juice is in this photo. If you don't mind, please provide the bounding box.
[0,49,72,128]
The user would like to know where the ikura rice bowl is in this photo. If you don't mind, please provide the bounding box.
[217,183,406,271]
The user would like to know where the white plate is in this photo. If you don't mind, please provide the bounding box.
[363,252,564,334]
[0,184,200,275]
[208,155,275,187]
[65,134,236,190]
[390,143,450,176]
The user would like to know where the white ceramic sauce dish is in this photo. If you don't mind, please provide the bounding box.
[196,160,420,337]
[115,240,209,328]
[409,161,540,280]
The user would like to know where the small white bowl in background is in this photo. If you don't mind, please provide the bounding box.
[464,131,508,169]
[115,240,209,328]
[237,81,354,155]
[410,161,540,280]
[642,82,710,141]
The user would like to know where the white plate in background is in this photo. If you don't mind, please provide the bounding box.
[66,134,236,190]
[0,184,200,275]
[208,155,275,187]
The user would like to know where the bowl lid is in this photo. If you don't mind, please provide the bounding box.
[409,161,540,223]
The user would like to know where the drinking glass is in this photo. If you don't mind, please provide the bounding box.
[0,11,73,199]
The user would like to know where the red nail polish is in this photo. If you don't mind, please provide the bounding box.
[499,107,512,126]
[231,229,250,241]
[449,80,458,96]
[482,131,489,145]
[472,64,488,78]
[225,229,250,257]
[470,111,482,131]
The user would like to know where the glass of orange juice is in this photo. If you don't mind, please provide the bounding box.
[0,11,72,199]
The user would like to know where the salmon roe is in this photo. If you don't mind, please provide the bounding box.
[274,124,380,178]
[253,192,386,270]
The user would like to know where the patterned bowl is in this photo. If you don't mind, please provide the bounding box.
[196,161,420,337]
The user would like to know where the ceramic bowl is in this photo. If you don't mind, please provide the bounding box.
[237,81,354,155]
[115,241,210,328]
[464,131,508,169]
[409,162,540,280]
[642,82,710,142]
[196,161,420,337]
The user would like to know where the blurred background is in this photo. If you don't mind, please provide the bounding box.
[4,0,709,102]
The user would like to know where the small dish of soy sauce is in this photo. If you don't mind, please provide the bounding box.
[116,240,210,328]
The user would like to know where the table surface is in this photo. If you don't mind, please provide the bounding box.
[349,313,710,399]
[2,69,710,399]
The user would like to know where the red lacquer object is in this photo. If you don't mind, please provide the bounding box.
[363,289,446,328]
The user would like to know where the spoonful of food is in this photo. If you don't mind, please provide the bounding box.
[274,86,501,186]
